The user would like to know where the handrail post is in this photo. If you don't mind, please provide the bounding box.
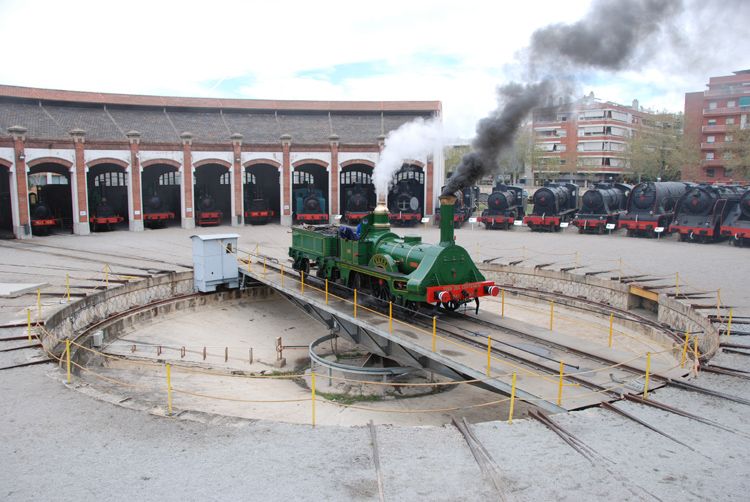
[353,289,357,318]
[432,316,437,352]
[557,360,564,406]
[66,339,71,384]
[508,372,517,424]
[166,363,172,415]
[501,289,505,318]
[608,313,614,348]
[643,352,651,398]
[486,336,492,376]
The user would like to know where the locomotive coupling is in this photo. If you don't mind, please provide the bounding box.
[484,285,501,297]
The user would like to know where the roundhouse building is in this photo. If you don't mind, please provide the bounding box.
[0,85,443,239]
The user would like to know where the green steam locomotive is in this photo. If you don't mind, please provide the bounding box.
[288,195,499,311]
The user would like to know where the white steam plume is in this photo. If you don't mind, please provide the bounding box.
[373,118,444,199]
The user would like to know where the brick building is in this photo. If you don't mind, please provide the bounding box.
[0,85,442,239]
[684,70,750,182]
[531,94,664,185]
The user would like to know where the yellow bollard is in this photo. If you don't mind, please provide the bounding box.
[389,302,393,333]
[166,363,172,415]
[608,313,614,348]
[675,272,680,298]
[643,352,651,399]
[501,289,505,318]
[486,336,492,377]
[727,308,733,338]
[680,331,689,368]
[66,273,71,303]
[37,288,41,320]
[508,372,517,424]
[549,301,554,331]
[301,271,305,294]
[557,360,564,406]
[311,371,316,427]
[27,308,31,343]
[325,279,329,305]
[353,289,357,318]
[66,339,71,384]
[432,316,437,352]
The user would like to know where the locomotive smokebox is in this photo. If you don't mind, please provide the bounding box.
[439,194,456,246]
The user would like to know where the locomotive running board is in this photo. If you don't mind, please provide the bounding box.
[238,267,565,413]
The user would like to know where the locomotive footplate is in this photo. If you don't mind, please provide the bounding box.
[89,216,124,224]
[477,215,514,224]
[720,226,750,239]
[344,212,369,223]
[425,281,499,304]
[523,215,560,227]
[389,212,421,221]
[669,224,714,237]
[31,218,57,227]
[144,212,175,221]
[197,211,222,226]
[245,210,274,218]
[296,213,329,222]
[618,219,658,231]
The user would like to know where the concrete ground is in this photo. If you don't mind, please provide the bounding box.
[1,223,749,501]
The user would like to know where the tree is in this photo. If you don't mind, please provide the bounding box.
[625,112,699,182]
[721,126,750,180]
[443,144,471,176]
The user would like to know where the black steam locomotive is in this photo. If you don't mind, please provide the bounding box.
[671,184,743,243]
[436,185,478,228]
[343,185,372,224]
[89,197,124,232]
[293,186,327,223]
[29,196,57,235]
[572,183,631,234]
[618,181,692,237]
[388,165,424,226]
[523,182,578,232]
[143,192,175,228]
[244,192,275,225]
[720,187,750,247]
[196,192,222,226]
[477,183,526,230]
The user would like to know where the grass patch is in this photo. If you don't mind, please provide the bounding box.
[316,391,383,405]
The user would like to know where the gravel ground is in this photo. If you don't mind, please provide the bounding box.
[1,224,749,501]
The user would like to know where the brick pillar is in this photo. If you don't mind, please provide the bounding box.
[69,128,90,235]
[231,133,243,226]
[281,134,292,226]
[180,132,195,229]
[127,130,144,231]
[426,156,434,216]
[329,134,340,216]
[8,126,30,239]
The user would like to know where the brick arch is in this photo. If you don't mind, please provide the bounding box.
[340,159,375,169]
[402,159,425,168]
[0,158,12,169]
[194,158,231,170]
[87,157,129,170]
[27,156,73,169]
[292,158,329,169]
[243,158,281,169]
[142,158,181,170]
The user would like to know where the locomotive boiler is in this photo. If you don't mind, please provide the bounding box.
[523,182,578,232]
[671,184,742,243]
[196,193,222,227]
[477,183,525,230]
[618,181,693,237]
[143,192,175,228]
[388,166,423,226]
[343,185,371,224]
[572,183,631,234]
[289,194,499,312]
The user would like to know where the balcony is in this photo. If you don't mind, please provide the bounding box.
[705,88,750,98]
[701,142,728,150]
[701,125,727,133]
[701,158,724,167]
[703,107,743,116]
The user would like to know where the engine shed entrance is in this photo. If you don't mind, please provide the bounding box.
[292,163,329,223]
[141,163,181,228]
[340,163,375,224]
[0,165,13,238]
[87,163,129,232]
[244,163,280,224]
[27,162,73,235]
[194,163,231,226]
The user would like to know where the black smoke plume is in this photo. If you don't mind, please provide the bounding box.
[443,0,685,196]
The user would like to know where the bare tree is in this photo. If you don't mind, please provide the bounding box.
[625,112,698,181]
[721,126,750,180]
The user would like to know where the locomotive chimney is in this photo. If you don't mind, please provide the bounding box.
[439,194,456,246]
[373,192,390,229]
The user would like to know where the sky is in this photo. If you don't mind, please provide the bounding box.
[0,0,748,140]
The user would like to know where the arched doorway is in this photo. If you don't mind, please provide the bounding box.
[87,163,129,231]
[27,162,73,235]
[292,163,328,223]
[340,163,375,224]
[244,163,280,225]
[388,164,425,226]
[0,165,13,238]
[194,163,231,226]
[141,163,181,228]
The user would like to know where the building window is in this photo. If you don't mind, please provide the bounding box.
[219,172,230,185]
[706,135,715,143]
[560,159,566,165]
[726,117,735,125]
[725,134,733,143]
[706,152,715,160]
[243,172,256,184]
[728,100,736,108]
[94,171,127,187]
[158,171,178,185]
[706,168,715,178]
[709,101,717,110]
[707,119,717,126]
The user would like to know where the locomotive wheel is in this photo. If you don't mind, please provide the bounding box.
[404,300,419,312]
[298,258,310,277]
